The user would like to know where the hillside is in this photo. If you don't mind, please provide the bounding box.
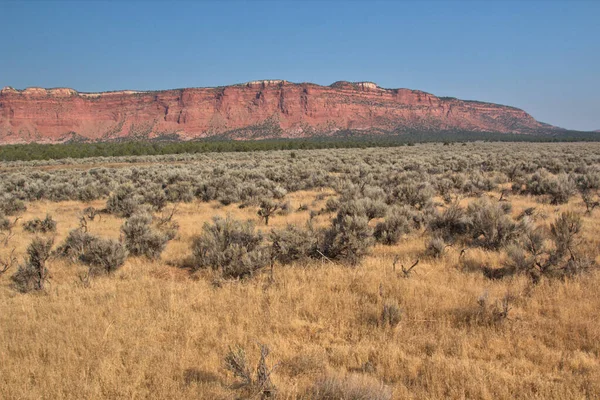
[0,80,561,144]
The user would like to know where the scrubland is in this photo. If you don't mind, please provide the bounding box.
[1,143,599,399]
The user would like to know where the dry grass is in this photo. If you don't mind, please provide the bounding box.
[1,190,599,399]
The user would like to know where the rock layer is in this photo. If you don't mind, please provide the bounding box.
[0,80,557,143]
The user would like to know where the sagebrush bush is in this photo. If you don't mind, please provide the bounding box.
[505,211,594,280]
[425,236,446,258]
[550,211,582,258]
[23,214,57,234]
[257,199,279,226]
[143,186,168,211]
[106,184,139,217]
[373,207,414,245]
[191,216,269,279]
[466,197,521,250]
[56,229,127,274]
[165,182,194,203]
[321,211,373,265]
[56,229,97,261]
[429,202,471,242]
[79,237,128,275]
[392,182,435,209]
[224,344,276,398]
[270,224,317,264]
[0,195,26,216]
[11,237,54,293]
[0,212,10,231]
[381,301,402,327]
[121,212,170,260]
[524,170,577,204]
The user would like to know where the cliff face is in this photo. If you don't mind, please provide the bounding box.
[0,80,556,143]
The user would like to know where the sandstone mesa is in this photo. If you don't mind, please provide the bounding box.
[0,80,559,144]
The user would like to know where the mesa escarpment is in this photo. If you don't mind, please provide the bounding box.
[0,80,556,143]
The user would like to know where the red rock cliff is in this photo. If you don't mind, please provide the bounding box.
[0,80,555,143]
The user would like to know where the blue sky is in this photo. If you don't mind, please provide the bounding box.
[0,0,598,131]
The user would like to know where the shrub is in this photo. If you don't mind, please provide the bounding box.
[82,206,98,221]
[165,182,194,203]
[79,237,127,275]
[77,185,100,202]
[0,212,10,231]
[392,182,435,209]
[504,211,594,280]
[550,211,582,258]
[121,212,170,260]
[56,229,97,261]
[361,198,388,221]
[524,171,577,204]
[0,195,27,216]
[11,237,53,293]
[23,214,57,234]
[143,187,168,211]
[549,173,577,204]
[57,230,127,274]
[381,301,402,327]
[373,207,413,245]
[224,344,276,398]
[106,184,139,217]
[325,198,340,213]
[257,199,279,226]
[466,197,521,250]
[270,224,317,264]
[154,207,180,240]
[191,216,269,279]
[429,202,471,242]
[321,212,373,265]
[425,236,446,258]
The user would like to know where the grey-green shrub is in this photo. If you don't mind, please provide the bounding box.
[320,211,373,265]
[374,207,414,245]
[56,229,127,274]
[23,214,57,234]
[106,184,139,217]
[270,224,317,264]
[0,195,26,216]
[79,237,128,275]
[191,215,269,279]
[11,237,53,293]
[121,212,169,260]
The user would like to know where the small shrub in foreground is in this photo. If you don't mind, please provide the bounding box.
[23,214,57,234]
[11,237,54,293]
[191,215,269,279]
[224,343,276,398]
[79,237,127,275]
[121,212,170,260]
[106,184,139,217]
[56,229,127,274]
[320,212,373,265]
[270,224,317,264]
[373,207,413,245]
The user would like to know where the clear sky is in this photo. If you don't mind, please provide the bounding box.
[1,0,598,131]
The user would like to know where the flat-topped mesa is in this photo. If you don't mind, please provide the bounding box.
[0,80,559,144]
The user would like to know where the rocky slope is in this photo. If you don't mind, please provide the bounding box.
[0,80,559,143]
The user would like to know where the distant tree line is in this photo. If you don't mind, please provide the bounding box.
[0,130,598,162]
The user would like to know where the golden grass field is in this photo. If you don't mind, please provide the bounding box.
[1,187,599,399]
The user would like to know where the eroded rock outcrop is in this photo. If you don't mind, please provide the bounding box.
[0,80,557,143]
